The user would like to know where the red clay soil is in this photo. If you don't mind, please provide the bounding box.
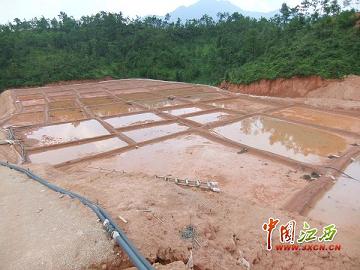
[220,75,360,100]
[219,76,334,98]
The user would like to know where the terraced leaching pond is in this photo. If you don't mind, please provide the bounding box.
[85,134,308,208]
[213,116,350,164]
[105,113,163,129]
[2,79,360,269]
[136,98,186,108]
[207,98,275,113]
[307,156,360,229]
[89,103,142,117]
[4,112,45,127]
[28,137,127,165]
[18,120,110,147]
[123,123,188,142]
[163,106,203,116]
[186,112,234,124]
[49,109,87,123]
[272,106,360,133]
[2,80,358,211]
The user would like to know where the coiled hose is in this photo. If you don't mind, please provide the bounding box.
[0,161,154,270]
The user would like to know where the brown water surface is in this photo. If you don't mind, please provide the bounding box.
[272,106,360,133]
[22,120,110,147]
[213,116,349,164]
[28,137,127,165]
[123,123,188,142]
[105,113,163,129]
[308,156,360,229]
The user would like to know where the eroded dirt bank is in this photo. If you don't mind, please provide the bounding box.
[220,75,360,101]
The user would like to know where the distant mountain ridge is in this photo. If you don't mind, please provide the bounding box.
[167,0,278,21]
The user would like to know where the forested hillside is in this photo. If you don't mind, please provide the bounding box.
[0,0,359,91]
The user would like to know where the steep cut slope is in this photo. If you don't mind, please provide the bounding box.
[220,75,360,100]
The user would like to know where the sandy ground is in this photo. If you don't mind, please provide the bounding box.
[0,166,119,270]
[24,163,360,270]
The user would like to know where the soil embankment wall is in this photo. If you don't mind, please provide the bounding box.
[220,75,360,101]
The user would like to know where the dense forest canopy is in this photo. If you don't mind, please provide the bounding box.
[0,0,359,91]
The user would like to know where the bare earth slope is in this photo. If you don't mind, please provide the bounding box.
[0,166,117,270]
[220,75,360,110]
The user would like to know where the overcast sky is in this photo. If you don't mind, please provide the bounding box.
[0,0,302,24]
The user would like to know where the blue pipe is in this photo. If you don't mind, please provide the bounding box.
[0,161,154,270]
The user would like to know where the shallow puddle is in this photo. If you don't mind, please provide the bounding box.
[105,113,163,129]
[90,103,142,117]
[308,156,360,229]
[213,116,349,164]
[163,106,203,116]
[49,109,87,123]
[207,98,274,113]
[123,123,188,142]
[186,112,233,124]
[87,134,307,208]
[28,137,127,165]
[136,98,186,109]
[272,107,360,133]
[21,120,110,147]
